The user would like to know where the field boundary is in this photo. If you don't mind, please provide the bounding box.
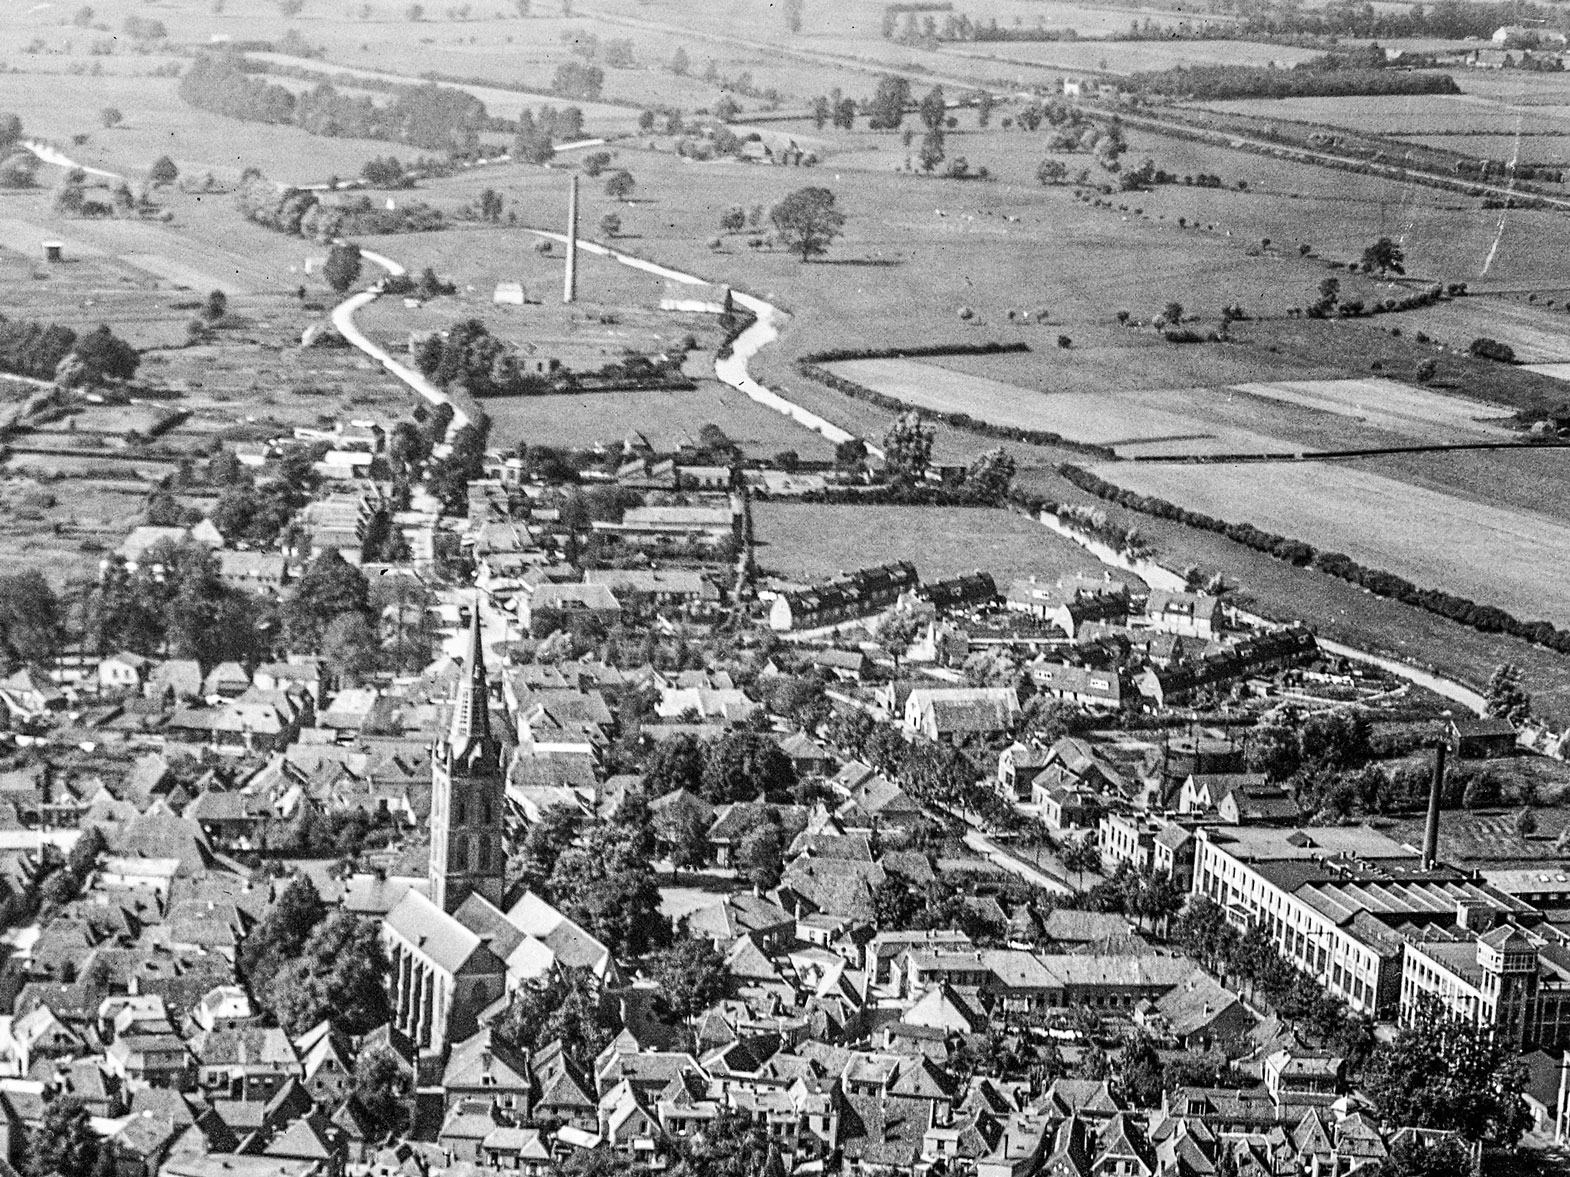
[1058,461,1570,660]
[1130,439,1568,464]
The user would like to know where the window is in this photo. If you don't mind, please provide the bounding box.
[456,798,467,825]
[479,837,492,870]
[482,799,493,826]
[453,838,469,869]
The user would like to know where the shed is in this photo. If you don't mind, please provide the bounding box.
[493,282,525,306]
[43,241,63,263]
[1449,715,1517,760]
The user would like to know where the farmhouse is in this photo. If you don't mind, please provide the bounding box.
[769,562,920,632]
[518,584,622,637]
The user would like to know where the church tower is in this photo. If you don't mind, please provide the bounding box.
[429,604,505,914]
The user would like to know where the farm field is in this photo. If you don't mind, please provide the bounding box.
[479,380,836,456]
[945,38,1324,75]
[1380,296,1570,363]
[1091,459,1570,628]
[1406,135,1570,165]
[1200,94,1570,138]
[1349,447,1570,526]
[826,357,1515,456]
[0,72,405,189]
[754,502,1126,586]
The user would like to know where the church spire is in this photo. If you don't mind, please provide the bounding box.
[447,598,494,766]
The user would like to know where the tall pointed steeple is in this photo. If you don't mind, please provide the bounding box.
[447,599,494,765]
[429,595,505,915]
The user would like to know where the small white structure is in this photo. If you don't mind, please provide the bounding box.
[493,282,526,306]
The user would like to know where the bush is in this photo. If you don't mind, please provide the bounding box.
[1469,337,1517,363]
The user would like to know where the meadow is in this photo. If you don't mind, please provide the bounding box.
[1092,459,1570,628]
[826,357,1516,456]
[753,502,1120,585]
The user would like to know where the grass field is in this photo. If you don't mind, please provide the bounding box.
[1351,447,1570,526]
[826,357,1516,456]
[945,39,1325,76]
[754,502,1128,586]
[482,379,836,455]
[1093,459,1570,628]
[1201,95,1570,139]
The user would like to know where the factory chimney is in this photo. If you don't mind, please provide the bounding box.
[563,173,579,304]
[1422,739,1446,871]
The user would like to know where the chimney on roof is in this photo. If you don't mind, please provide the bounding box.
[1422,741,1446,871]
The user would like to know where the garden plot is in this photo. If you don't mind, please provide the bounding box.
[1094,459,1570,628]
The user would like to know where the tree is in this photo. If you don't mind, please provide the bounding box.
[918,127,945,174]
[603,169,635,200]
[498,968,615,1063]
[240,874,326,993]
[599,212,621,237]
[737,820,785,891]
[1362,236,1405,276]
[719,206,746,233]
[322,242,363,293]
[322,612,379,686]
[547,820,668,958]
[782,0,803,33]
[284,550,370,652]
[1161,301,1184,326]
[868,74,910,130]
[269,911,390,1036]
[149,155,179,186]
[1118,1034,1164,1107]
[873,609,924,670]
[27,1097,99,1177]
[770,187,845,262]
[670,46,690,75]
[965,447,1016,504]
[647,936,728,1023]
[1363,994,1530,1144]
[918,85,946,131]
[644,732,708,796]
[701,731,796,804]
[1036,158,1068,185]
[882,411,933,482]
[351,1046,412,1138]
[1061,838,1101,888]
[100,106,123,129]
[71,325,139,384]
[0,571,61,663]
[1486,662,1531,725]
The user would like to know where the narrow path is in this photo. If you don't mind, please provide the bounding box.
[22,140,124,182]
[331,249,470,435]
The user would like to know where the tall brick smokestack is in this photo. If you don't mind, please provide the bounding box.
[1422,739,1446,871]
[563,173,579,304]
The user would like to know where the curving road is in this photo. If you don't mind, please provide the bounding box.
[330,248,470,437]
[523,228,882,457]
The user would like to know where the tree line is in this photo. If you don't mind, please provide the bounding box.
[179,54,492,153]
[1121,63,1461,100]
[0,315,138,385]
